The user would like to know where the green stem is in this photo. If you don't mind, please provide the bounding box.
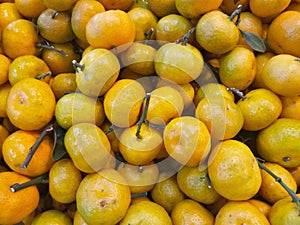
[131,192,148,199]
[70,40,84,55]
[144,28,155,43]
[10,174,48,193]
[175,27,196,46]
[35,42,68,56]
[72,60,85,72]
[256,157,300,215]
[35,71,52,80]
[136,93,151,140]
[229,4,242,25]
[226,87,246,100]
[20,122,54,169]
[144,120,166,130]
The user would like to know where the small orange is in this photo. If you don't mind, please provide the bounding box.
[31,209,72,225]
[71,0,106,43]
[148,0,178,18]
[266,10,300,57]
[97,0,134,11]
[150,173,186,213]
[208,140,262,201]
[215,201,270,225]
[1,117,18,134]
[219,46,256,90]
[49,158,82,204]
[0,2,23,30]
[220,0,249,14]
[103,79,145,128]
[50,73,77,100]
[177,166,221,204]
[85,10,136,51]
[0,82,12,118]
[6,78,56,131]
[280,95,300,120]
[119,123,163,165]
[2,129,54,177]
[73,210,88,225]
[288,166,300,186]
[14,0,47,19]
[8,55,51,85]
[42,0,79,11]
[2,19,38,59]
[0,171,40,225]
[163,116,211,167]
[0,124,9,160]
[171,199,215,225]
[248,199,271,219]
[0,54,11,85]
[259,162,297,204]
[127,7,158,41]
[262,54,300,97]
[76,168,131,225]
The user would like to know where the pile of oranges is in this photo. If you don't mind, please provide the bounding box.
[0,0,300,224]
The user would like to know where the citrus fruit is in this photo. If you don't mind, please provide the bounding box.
[31,209,72,225]
[0,2,23,30]
[14,0,47,19]
[220,0,249,14]
[208,140,262,201]
[6,78,56,131]
[0,171,40,225]
[42,0,79,11]
[49,158,82,204]
[148,0,178,18]
[256,118,300,168]
[76,168,131,225]
[0,124,9,159]
[97,0,134,11]
[73,210,88,225]
[0,54,11,85]
[280,95,300,120]
[0,82,12,118]
[64,123,111,173]
[2,129,54,177]
[163,116,211,167]
[49,73,77,100]
[248,199,271,218]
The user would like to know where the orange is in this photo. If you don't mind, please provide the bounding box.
[286,1,300,11]
[280,95,300,120]
[163,116,211,167]
[37,9,75,44]
[177,166,221,204]
[219,46,256,90]
[42,0,79,11]
[171,199,215,225]
[249,0,291,21]
[120,42,156,76]
[0,82,12,117]
[14,0,47,18]
[50,73,77,100]
[0,125,9,159]
[2,19,38,59]
[148,0,178,18]
[75,48,120,97]
[0,54,10,85]
[119,200,172,225]
[196,96,244,140]
[175,0,223,19]
[1,117,18,134]
[262,54,300,97]
[73,210,89,225]
[288,166,300,186]
[8,55,51,85]
[220,0,249,14]
[0,3,23,30]
[97,0,134,11]
[0,171,40,225]
[146,86,184,126]
[259,162,297,204]
[215,201,270,225]
[2,129,54,177]
[248,199,271,218]
[154,43,204,84]
[269,194,300,225]
[150,173,186,213]
[64,123,111,173]
[127,7,158,41]
[103,79,145,128]
[119,123,163,165]
[86,10,136,51]
[252,52,275,89]
[76,168,131,225]
[55,92,105,130]
[237,88,282,131]
[117,162,159,194]
[256,118,300,168]
[31,209,72,225]
[266,10,300,57]
[208,140,262,201]
[155,14,195,44]
[41,42,81,76]
[71,0,106,43]
[49,158,82,204]
[6,78,56,131]
[195,10,240,55]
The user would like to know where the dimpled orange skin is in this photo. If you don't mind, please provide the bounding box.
[0,171,40,225]
[6,78,56,131]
